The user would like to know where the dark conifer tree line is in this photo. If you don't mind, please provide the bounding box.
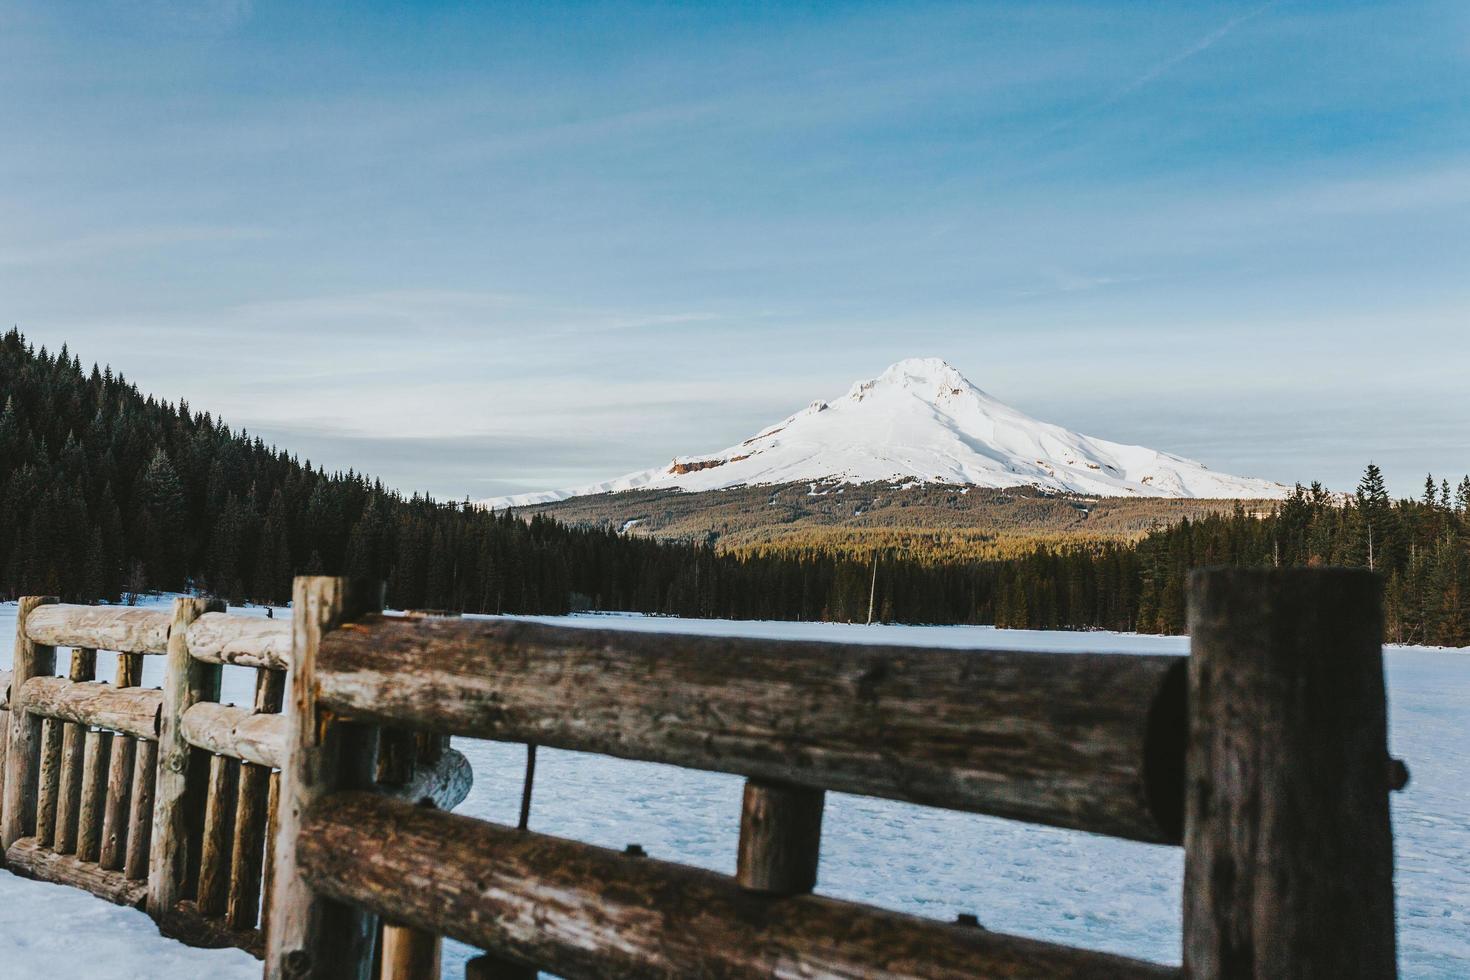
[2,330,1467,644]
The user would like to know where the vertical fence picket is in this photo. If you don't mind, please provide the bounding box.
[125,739,158,880]
[54,648,97,854]
[34,718,64,847]
[227,668,285,931]
[147,597,224,918]
[265,577,384,980]
[76,728,113,862]
[1,596,58,848]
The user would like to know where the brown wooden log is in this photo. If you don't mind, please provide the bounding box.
[301,792,1177,980]
[99,649,143,870]
[736,779,824,895]
[265,577,384,980]
[260,769,280,938]
[100,735,136,870]
[22,676,162,741]
[0,667,10,789]
[148,596,225,916]
[2,596,58,848]
[227,760,272,930]
[160,899,265,957]
[226,668,286,931]
[6,836,149,908]
[24,604,171,654]
[77,728,113,862]
[197,753,240,916]
[1183,568,1396,980]
[72,648,100,682]
[186,613,292,671]
[53,649,100,853]
[380,923,441,980]
[317,617,1188,844]
[464,955,536,980]
[125,739,157,880]
[116,651,144,688]
[180,701,288,768]
[34,718,65,848]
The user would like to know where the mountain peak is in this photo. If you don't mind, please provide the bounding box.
[481,359,1287,507]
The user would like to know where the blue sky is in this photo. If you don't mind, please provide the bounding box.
[3,0,1467,499]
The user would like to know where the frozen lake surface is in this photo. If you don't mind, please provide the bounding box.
[1,601,1465,978]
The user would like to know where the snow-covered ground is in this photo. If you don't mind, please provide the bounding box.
[1,600,1465,978]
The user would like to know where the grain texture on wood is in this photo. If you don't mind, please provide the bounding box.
[125,739,157,880]
[99,736,135,870]
[197,753,240,916]
[115,651,143,688]
[55,652,99,853]
[225,669,286,931]
[2,596,58,848]
[180,702,287,768]
[160,899,265,957]
[1183,568,1396,980]
[227,759,272,930]
[76,729,113,862]
[54,728,86,852]
[265,577,383,980]
[186,613,292,671]
[34,718,64,848]
[99,648,143,870]
[300,792,1178,980]
[6,836,149,908]
[260,770,280,938]
[317,617,1188,843]
[24,604,171,654]
[380,922,441,980]
[147,596,224,916]
[22,676,162,740]
[736,779,824,895]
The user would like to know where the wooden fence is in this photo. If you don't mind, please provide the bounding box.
[258,567,1402,980]
[0,569,1404,978]
[0,594,470,962]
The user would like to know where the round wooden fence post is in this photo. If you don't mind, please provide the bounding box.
[1183,568,1397,980]
[54,648,97,854]
[2,596,58,849]
[265,577,384,980]
[226,667,286,930]
[736,778,824,895]
[147,596,225,918]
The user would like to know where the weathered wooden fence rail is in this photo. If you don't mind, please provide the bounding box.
[1,567,1404,979]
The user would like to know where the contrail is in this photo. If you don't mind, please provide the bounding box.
[1038,1,1278,139]
[1105,1,1279,105]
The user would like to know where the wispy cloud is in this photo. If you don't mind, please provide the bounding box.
[1105,2,1278,105]
[1041,2,1278,138]
[0,225,269,268]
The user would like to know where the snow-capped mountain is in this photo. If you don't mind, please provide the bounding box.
[483,358,1288,507]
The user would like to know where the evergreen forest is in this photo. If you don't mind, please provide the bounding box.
[3,330,1466,645]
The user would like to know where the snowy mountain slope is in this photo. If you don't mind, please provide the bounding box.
[482,358,1287,507]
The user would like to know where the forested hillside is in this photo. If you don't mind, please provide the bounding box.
[0,329,701,613]
[2,330,1466,644]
